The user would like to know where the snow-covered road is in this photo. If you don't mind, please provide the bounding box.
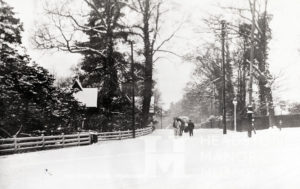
[1,128,300,189]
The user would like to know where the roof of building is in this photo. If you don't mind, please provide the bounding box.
[73,88,98,108]
[72,79,98,108]
[72,79,84,91]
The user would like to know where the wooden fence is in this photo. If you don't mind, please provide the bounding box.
[97,127,153,141]
[0,127,153,155]
[0,133,91,155]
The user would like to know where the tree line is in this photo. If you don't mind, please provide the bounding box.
[168,0,275,124]
[0,0,84,137]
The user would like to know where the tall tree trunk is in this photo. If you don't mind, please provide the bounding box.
[225,40,234,116]
[257,1,273,117]
[258,13,268,116]
[237,38,247,116]
[141,0,153,126]
[103,4,119,126]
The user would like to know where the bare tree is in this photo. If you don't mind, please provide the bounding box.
[127,0,180,125]
[33,0,128,55]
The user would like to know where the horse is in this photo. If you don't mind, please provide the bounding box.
[173,118,180,136]
[177,118,185,136]
[173,117,188,136]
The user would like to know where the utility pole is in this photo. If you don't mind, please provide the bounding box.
[221,20,227,135]
[130,41,135,138]
[247,0,256,138]
[210,78,219,116]
[249,0,255,105]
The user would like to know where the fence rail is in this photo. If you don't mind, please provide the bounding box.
[0,127,153,155]
[97,127,153,141]
[0,132,91,154]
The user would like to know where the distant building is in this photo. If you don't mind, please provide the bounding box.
[72,79,98,108]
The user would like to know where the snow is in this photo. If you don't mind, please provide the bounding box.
[1,128,300,189]
[73,88,98,108]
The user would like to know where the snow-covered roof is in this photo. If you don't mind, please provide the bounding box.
[73,88,98,108]
[72,79,98,107]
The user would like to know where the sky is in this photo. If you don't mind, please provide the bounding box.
[5,0,300,109]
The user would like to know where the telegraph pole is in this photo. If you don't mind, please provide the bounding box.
[221,20,227,135]
[249,0,255,105]
[130,41,136,138]
[247,0,256,138]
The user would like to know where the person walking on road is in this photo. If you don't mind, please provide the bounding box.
[188,120,195,136]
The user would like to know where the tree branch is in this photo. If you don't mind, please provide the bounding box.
[155,49,183,58]
[83,0,107,28]
[153,23,182,54]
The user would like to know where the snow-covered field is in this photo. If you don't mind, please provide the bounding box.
[1,128,300,189]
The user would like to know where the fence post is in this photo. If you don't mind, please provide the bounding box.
[77,132,80,146]
[62,133,65,147]
[88,132,92,144]
[14,136,18,152]
[41,134,45,148]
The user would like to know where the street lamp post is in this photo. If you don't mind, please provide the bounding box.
[221,20,227,135]
[247,0,256,138]
[130,41,135,138]
[233,98,237,131]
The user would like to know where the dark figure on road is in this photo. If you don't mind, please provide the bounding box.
[188,120,195,136]
[178,119,185,136]
[173,118,180,136]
